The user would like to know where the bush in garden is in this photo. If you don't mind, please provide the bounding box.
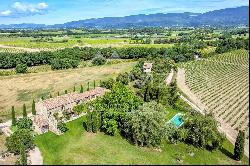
[57,121,68,133]
[73,104,88,115]
[183,114,225,150]
[16,117,33,130]
[234,130,245,161]
[16,63,28,73]
[102,118,118,136]
[18,144,27,165]
[116,72,129,85]
[5,129,34,154]
[91,111,99,133]
[91,54,107,66]
[100,78,115,89]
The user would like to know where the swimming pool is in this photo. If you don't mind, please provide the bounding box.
[168,113,184,128]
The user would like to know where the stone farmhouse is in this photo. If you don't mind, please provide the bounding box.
[34,87,107,135]
[143,62,153,73]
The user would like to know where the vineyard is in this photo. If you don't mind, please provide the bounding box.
[181,49,249,139]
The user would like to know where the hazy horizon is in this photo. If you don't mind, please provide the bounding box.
[0,0,249,25]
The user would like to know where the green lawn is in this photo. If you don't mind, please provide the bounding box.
[35,116,249,165]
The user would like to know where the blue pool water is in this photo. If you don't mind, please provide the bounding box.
[168,114,184,128]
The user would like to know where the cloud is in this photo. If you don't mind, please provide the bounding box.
[1,10,12,16]
[0,2,48,17]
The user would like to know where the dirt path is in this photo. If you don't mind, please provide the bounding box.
[28,147,43,165]
[176,68,249,157]
[176,68,207,111]
[165,69,174,85]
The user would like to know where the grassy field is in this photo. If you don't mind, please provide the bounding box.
[35,116,249,165]
[0,36,176,49]
[0,61,136,121]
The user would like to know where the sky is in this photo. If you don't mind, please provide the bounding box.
[0,0,249,25]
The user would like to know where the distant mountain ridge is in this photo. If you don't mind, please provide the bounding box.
[0,6,248,29]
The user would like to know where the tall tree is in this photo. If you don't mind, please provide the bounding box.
[80,85,83,93]
[94,80,96,89]
[65,90,68,94]
[11,106,16,126]
[73,86,76,92]
[144,84,150,102]
[87,82,90,91]
[234,130,245,161]
[168,80,179,106]
[31,100,36,115]
[23,104,27,118]
[92,111,99,133]
[86,111,92,132]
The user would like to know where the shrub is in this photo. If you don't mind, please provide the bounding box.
[16,118,33,130]
[57,121,68,133]
[18,144,27,165]
[5,129,34,154]
[100,78,115,89]
[234,130,245,161]
[116,72,129,85]
[16,64,28,73]
[73,104,87,115]
[92,54,107,66]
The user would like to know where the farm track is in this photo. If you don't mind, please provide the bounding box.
[0,44,41,52]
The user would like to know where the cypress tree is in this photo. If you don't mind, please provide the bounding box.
[23,104,27,117]
[86,111,92,132]
[50,93,52,98]
[94,80,96,89]
[19,144,27,165]
[73,86,76,92]
[65,90,68,94]
[80,85,83,93]
[41,96,44,100]
[144,84,150,102]
[234,130,245,161]
[100,80,102,86]
[32,100,36,115]
[57,91,60,96]
[11,106,16,126]
[92,111,98,133]
[87,82,90,91]
[98,112,102,131]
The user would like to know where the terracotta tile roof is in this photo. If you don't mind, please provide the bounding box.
[40,87,107,111]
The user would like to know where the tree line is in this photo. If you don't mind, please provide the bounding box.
[0,45,198,70]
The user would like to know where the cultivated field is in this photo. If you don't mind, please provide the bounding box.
[181,49,249,138]
[0,61,136,121]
